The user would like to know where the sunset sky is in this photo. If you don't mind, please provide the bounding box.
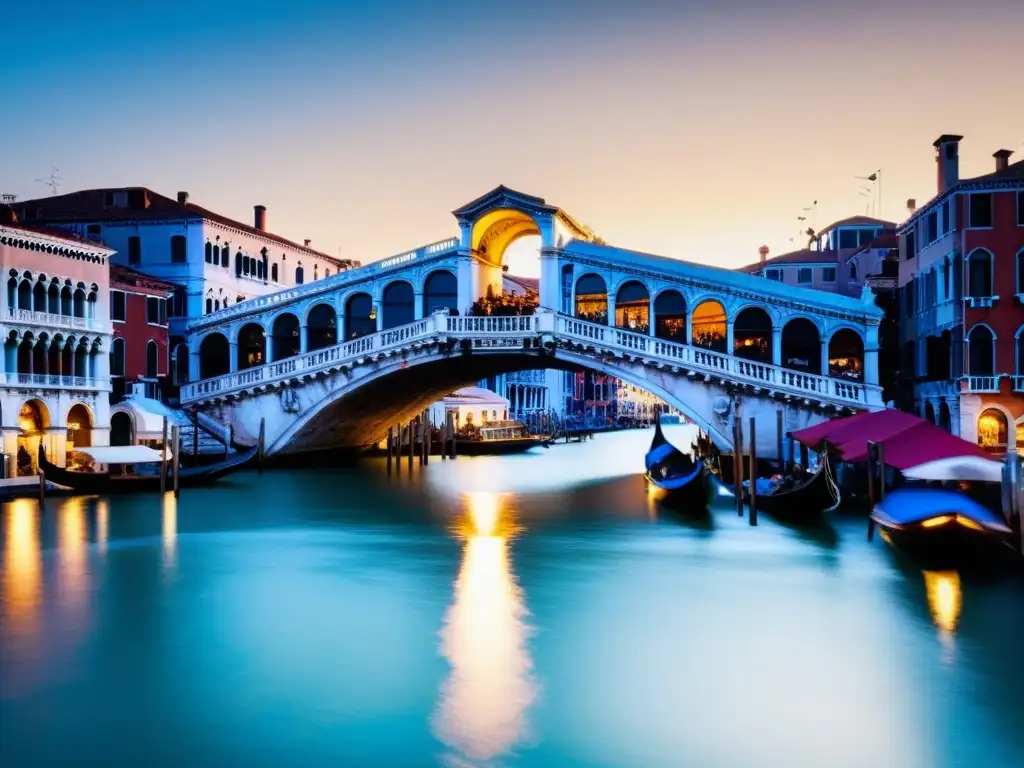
[5,0,1023,276]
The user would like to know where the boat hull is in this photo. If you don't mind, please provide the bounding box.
[877,522,1016,571]
[747,463,839,525]
[645,469,713,514]
[454,437,545,456]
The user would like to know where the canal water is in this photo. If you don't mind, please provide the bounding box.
[2,426,1023,767]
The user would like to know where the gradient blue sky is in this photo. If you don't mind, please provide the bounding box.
[5,0,1023,274]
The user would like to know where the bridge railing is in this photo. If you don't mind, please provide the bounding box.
[183,311,878,408]
[555,316,876,406]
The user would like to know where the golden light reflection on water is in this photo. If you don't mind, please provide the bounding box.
[923,571,962,655]
[96,499,109,555]
[433,492,538,763]
[58,497,89,611]
[2,499,43,635]
[162,493,177,569]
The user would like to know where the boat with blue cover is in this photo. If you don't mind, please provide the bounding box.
[644,416,712,512]
[871,487,1016,569]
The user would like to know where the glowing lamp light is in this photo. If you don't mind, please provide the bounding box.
[920,515,952,528]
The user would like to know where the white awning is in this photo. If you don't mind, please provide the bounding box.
[902,455,1005,483]
[71,445,172,464]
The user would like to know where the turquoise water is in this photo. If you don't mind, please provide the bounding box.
[2,426,1023,767]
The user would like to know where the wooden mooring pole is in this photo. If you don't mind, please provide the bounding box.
[386,426,394,472]
[733,418,743,517]
[38,470,45,505]
[775,409,784,472]
[406,421,414,469]
[866,440,877,541]
[748,417,758,526]
[171,426,181,498]
[450,412,457,459]
[422,410,429,465]
[160,417,169,494]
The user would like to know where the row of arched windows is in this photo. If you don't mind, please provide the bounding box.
[3,331,100,378]
[966,324,1024,377]
[204,241,333,289]
[108,337,160,380]
[570,273,866,379]
[6,271,98,319]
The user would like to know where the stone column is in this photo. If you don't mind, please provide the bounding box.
[190,348,201,382]
[820,340,830,377]
[300,324,308,354]
[648,295,656,337]
[374,302,383,332]
[229,342,238,373]
[606,293,616,327]
[685,314,693,345]
[772,326,782,366]
[538,247,561,313]
[726,321,735,356]
[863,324,880,386]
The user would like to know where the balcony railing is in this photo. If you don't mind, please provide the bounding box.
[5,306,106,332]
[963,375,1001,393]
[0,372,106,390]
[1012,375,1023,393]
[183,311,883,409]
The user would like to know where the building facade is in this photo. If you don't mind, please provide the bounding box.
[897,135,1024,453]
[109,264,177,401]
[15,188,359,382]
[0,207,113,475]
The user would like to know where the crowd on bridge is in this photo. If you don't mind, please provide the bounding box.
[467,288,538,317]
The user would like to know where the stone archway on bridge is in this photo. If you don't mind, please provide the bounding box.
[422,270,458,316]
[691,300,726,353]
[782,318,821,375]
[469,208,543,270]
[345,293,375,339]
[827,328,864,381]
[307,303,337,351]
[237,323,266,370]
[574,274,608,324]
[654,290,686,342]
[199,333,229,379]
[615,281,650,333]
[382,280,415,330]
[733,306,772,364]
[272,313,300,361]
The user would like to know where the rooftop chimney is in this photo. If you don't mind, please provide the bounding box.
[177,191,189,205]
[906,198,917,214]
[758,245,770,264]
[303,238,311,248]
[254,205,266,232]
[993,149,1013,172]
[933,134,963,193]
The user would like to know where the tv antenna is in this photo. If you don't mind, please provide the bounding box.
[855,169,882,218]
[35,167,62,195]
[1,194,16,204]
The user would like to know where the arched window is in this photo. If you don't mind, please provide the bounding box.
[33,280,46,312]
[325,269,331,278]
[221,246,229,268]
[653,290,686,342]
[73,288,86,318]
[967,324,995,376]
[271,263,279,282]
[828,328,864,380]
[206,298,213,314]
[614,281,650,332]
[271,313,300,361]
[295,264,304,285]
[6,278,16,308]
[925,401,936,424]
[849,262,857,280]
[205,242,212,263]
[199,333,230,379]
[574,274,608,323]
[47,282,60,314]
[938,401,952,432]
[145,340,159,379]
[423,270,458,316]
[967,249,993,298]
[235,252,242,277]
[17,279,31,310]
[1017,249,1024,296]
[110,337,126,377]
[733,306,773,363]
[977,408,1008,450]
[60,285,72,315]
[381,280,414,329]
[345,292,375,339]
[691,300,727,354]
[214,300,220,311]
[781,317,821,374]
[213,244,220,265]
[307,304,337,351]
[110,411,134,447]
[237,323,266,370]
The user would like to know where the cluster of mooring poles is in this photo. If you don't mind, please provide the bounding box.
[385,410,457,474]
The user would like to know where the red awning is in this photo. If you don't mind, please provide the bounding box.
[790,409,921,451]
[833,421,990,469]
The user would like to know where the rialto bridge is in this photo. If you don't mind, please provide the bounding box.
[180,186,884,458]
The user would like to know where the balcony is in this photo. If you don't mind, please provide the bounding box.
[0,372,108,391]
[5,307,107,332]
[964,296,998,309]
[1014,375,1024,392]
[963,375,1001,394]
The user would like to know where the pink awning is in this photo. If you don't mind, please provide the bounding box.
[833,421,990,469]
[791,409,921,451]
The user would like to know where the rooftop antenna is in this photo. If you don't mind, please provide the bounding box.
[35,167,62,195]
[856,169,882,218]
[1,194,17,204]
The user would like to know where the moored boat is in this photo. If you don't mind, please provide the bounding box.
[454,420,546,455]
[871,487,1016,569]
[743,453,841,525]
[645,417,712,513]
[39,440,260,495]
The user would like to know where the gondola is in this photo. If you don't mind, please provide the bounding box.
[645,416,712,512]
[38,438,260,496]
[743,452,841,525]
[871,487,1017,570]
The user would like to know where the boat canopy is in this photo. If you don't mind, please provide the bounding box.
[902,455,1005,483]
[873,487,1012,532]
[70,445,172,464]
[791,409,989,468]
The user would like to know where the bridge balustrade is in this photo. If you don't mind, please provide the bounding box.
[183,312,874,407]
